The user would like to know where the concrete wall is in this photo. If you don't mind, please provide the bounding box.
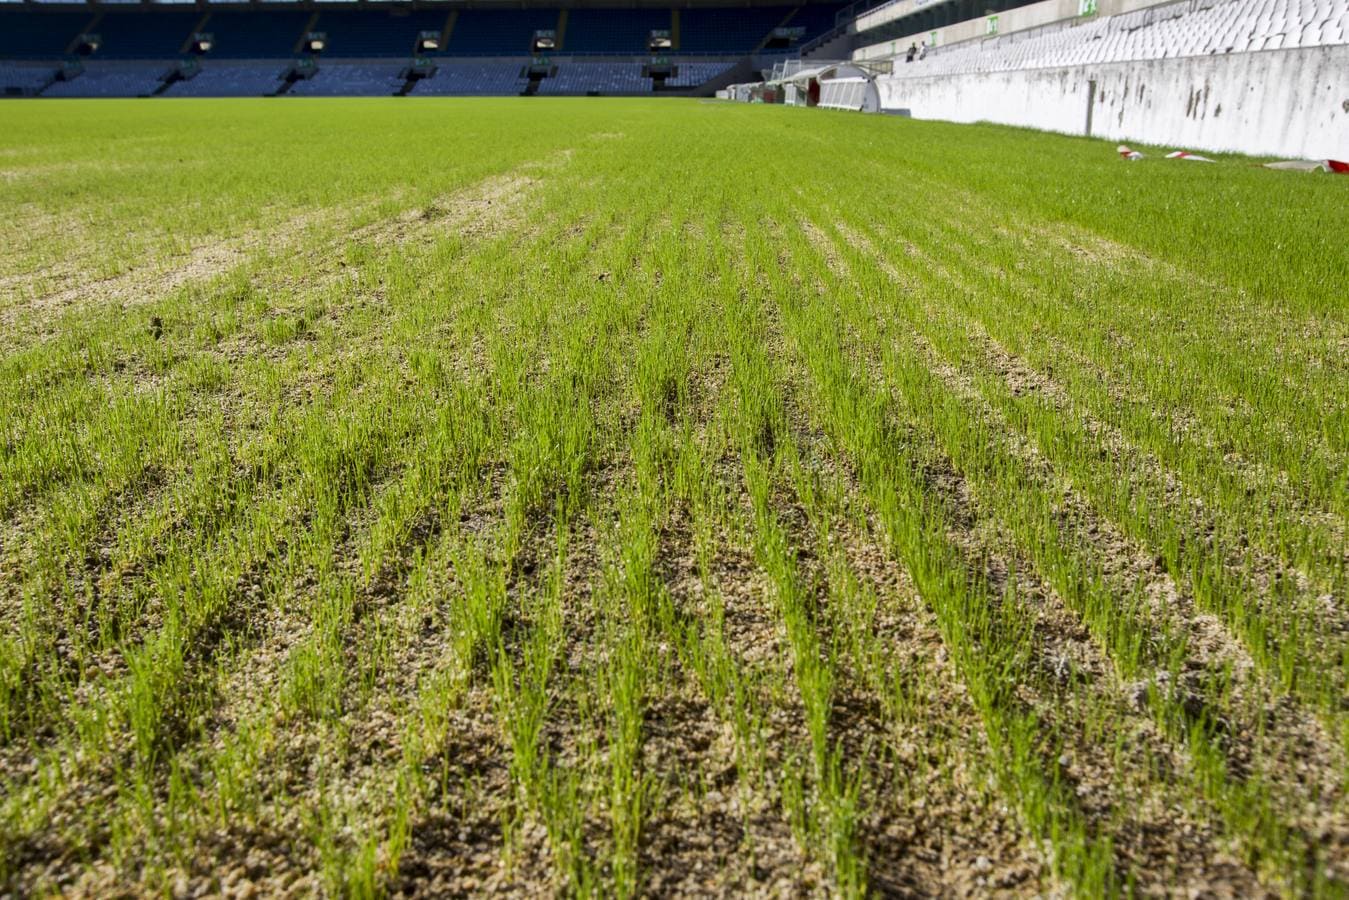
[874,44,1349,158]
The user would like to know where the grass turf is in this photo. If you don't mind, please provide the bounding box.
[1,98,1347,897]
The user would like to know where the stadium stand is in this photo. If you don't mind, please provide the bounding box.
[0,3,844,97]
[0,63,57,96]
[536,61,650,94]
[90,10,198,60]
[562,9,672,53]
[719,0,1347,158]
[444,8,562,56]
[160,62,286,98]
[787,4,851,43]
[40,61,165,97]
[409,61,529,96]
[0,10,92,59]
[680,6,800,51]
[887,0,1349,77]
[287,63,408,97]
[665,61,738,86]
[311,9,448,58]
[203,10,313,59]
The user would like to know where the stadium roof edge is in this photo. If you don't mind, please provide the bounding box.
[8,0,845,8]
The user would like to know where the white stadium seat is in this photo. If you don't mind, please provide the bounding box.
[885,0,1348,79]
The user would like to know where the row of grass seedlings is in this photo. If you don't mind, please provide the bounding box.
[827,149,1347,542]
[0,207,528,889]
[108,223,519,889]
[796,197,1347,892]
[925,219,1349,742]
[640,207,803,886]
[810,181,1348,742]
[669,420,774,804]
[0,366,410,886]
[939,188,1349,579]
[0,378,189,736]
[0,257,376,748]
[714,252,869,894]
[443,190,636,891]
[626,222,790,891]
[838,119,1345,397]
[698,202,860,885]
[569,190,702,896]
[601,488,657,897]
[327,182,636,895]
[150,193,610,893]
[733,190,1120,894]
[491,365,600,883]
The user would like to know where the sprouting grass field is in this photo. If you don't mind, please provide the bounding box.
[0,97,1346,898]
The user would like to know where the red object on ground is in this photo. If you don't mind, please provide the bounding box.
[1165,150,1216,162]
[1330,159,1349,173]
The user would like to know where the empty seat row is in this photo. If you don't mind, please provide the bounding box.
[0,63,56,94]
[39,62,165,97]
[286,64,406,97]
[887,0,1348,78]
[409,61,528,96]
[162,62,286,97]
[536,62,650,94]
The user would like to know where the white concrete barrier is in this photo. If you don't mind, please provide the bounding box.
[875,44,1349,158]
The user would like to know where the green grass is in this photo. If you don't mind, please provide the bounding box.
[1,97,1346,897]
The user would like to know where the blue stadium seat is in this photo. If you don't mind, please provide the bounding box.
[0,62,58,95]
[536,61,651,93]
[161,62,287,97]
[41,62,166,97]
[665,61,736,87]
[287,63,406,96]
[411,61,528,95]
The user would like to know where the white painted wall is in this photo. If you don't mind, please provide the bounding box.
[874,44,1349,158]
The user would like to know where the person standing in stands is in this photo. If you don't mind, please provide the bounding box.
[906,42,918,62]
[918,41,928,60]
